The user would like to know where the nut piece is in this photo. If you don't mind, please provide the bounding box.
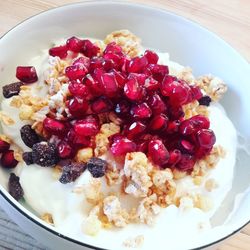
[83,179,103,205]
[82,213,102,236]
[41,213,54,225]
[123,235,144,248]
[19,104,33,120]
[76,147,93,163]
[205,178,218,192]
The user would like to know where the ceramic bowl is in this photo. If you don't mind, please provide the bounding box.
[0,1,249,250]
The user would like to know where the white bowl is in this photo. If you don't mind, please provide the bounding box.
[0,1,249,250]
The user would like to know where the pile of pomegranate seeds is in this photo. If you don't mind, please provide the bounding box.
[25,37,215,172]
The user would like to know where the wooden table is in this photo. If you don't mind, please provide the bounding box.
[0,1,249,250]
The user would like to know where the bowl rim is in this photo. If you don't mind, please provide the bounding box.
[0,1,249,249]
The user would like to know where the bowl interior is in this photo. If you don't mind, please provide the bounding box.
[0,1,249,249]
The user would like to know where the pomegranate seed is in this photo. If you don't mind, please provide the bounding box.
[114,100,130,116]
[49,45,68,59]
[16,66,38,83]
[128,73,147,85]
[127,56,148,73]
[145,64,169,82]
[148,139,169,167]
[144,76,159,91]
[166,120,180,134]
[196,129,216,149]
[124,78,144,101]
[1,150,18,169]
[74,116,99,136]
[190,86,203,100]
[195,147,213,159]
[103,53,122,69]
[58,141,72,159]
[101,72,119,97]
[161,77,190,106]
[73,56,90,68]
[168,106,184,120]
[178,139,194,154]
[144,50,159,64]
[43,117,67,136]
[110,69,126,88]
[66,129,91,147]
[126,121,146,140]
[67,97,88,117]
[179,115,210,135]
[91,96,112,113]
[68,80,89,97]
[110,137,136,156]
[104,42,123,55]
[168,149,182,166]
[130,103,152,119]
[149,114,168,131]
[147,94,167,114]
[66,36,84,53]
[65,64,88,81]
[0,140,10,153]
[83,73,103,96]
[81,40,100,58]
[176,154,195,171]
[89,57,104,71]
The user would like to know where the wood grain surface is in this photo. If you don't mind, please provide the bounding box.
[0,1,249,250]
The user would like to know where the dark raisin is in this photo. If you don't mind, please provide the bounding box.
[20,125,40,148]
[2,82,24,98]
[59,162,86,184]
[87,157,107,178]
[22,152,34,165]
[32,142,59,167]
[198,95,212,106]
[8,173,24,201]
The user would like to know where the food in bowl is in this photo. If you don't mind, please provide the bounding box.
[0,30,237,248]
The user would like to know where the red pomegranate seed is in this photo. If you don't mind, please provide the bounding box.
[49,45,68,59]
[110,137,136,156]
[1,150,18,169]
[161,77,190,106]
[66,36,84,53]
[65,64,88,81]
[168,106,184,120]
[176,154,195,171]
[126,121,146,140]
[114,100,131,116]
[130,103,152,120]
[110,69,126,88]
[149,114,168,131]
[168,149,182,166]
[196,129,216,149]
[0,140,10,153]
[147,94,167,114]
[43,117,67,136]
[58,141,72,159]
[104,42,123,55]
[190,85,203,100]
[89,57,104,71]
[16,66,38,83]
[179,115,210,135]
[166,120,180,134]
[124,78,144,101]
[83,73,103,96]
[67,97,88,117]
[81,40,100,58]
[74,116,99,136]
[128,73,147,86]
[73,56,90,68]
[66,129,91,147]
[179,139,194,154]
[144,50,159,64]
[91,96,112,113]
[144,76,159,91]
[145,64,169,82]
[101,72,119,97]
[148,139,169,167]
[68,80,89,97]
[195,147,212,159]
[103,53,122,69]
[127,56,148,73]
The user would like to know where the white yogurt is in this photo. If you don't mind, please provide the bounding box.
[0,50,237,250]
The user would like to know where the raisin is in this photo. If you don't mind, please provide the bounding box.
[59,162,86,184]
[87,157,107,178]
[32,142,59,167]
[22,152,34,165]
[8,173,24,201]
[2,82,24,98]
[198,95,212,106]
[20,125,40,148]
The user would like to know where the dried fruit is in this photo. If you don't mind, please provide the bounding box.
[8,173,24,200]
[20,125,40,148]
[2,82,24,98]
[1,150,18,168]
[59,162,86,184]
[198,95,212,106]
[0,140,10,153]
[32,142,59,167]
[87,157,107,178]
[16,66,38,83]
[22,152,34,165]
